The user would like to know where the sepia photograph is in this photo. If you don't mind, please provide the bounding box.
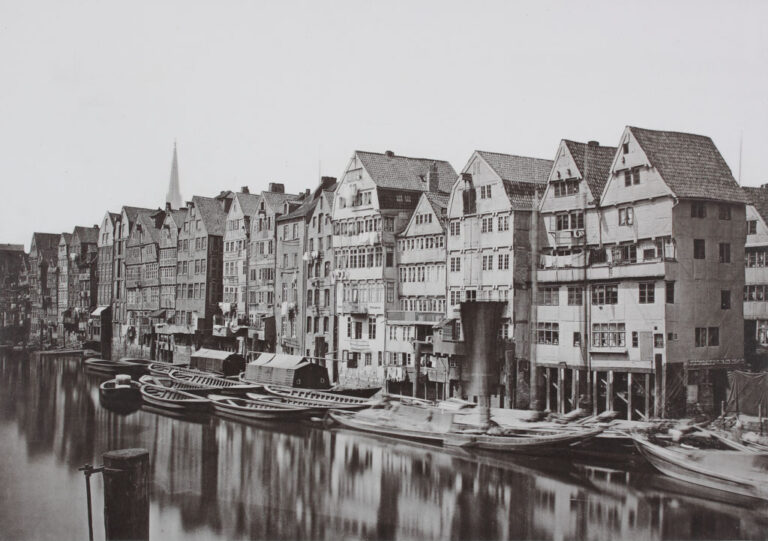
[1,1,767,540]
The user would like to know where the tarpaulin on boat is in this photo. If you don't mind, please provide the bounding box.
[726,370,768,416]
[244,353,330,388]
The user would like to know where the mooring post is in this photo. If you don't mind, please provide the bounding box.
[102,448,150,541]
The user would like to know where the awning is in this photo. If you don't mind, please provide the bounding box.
[91,306,109,317]
[149,309,166,318]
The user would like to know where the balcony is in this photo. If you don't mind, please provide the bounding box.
[386,311,443,324]
[342,302,368,315]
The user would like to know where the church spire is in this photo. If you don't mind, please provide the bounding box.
[165,141,183,209]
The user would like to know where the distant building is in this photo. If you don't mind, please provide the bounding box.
[28,232,60,341]
[96,212,120,307]
[154,204,187,361]
[742,185,768,370]
[387,191,453,396]
[304,178,338,377]
[247,184,301,353]
[218,188,261,352]
[57,232,73,340]
[438,150,552,406]
[174,195,229,339]
[69,226,99,340]
[332,150,456,386]
[0,244,28,342]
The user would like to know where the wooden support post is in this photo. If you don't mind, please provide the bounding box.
[545,368,551,411]
[645,373,651,419]
[572,369,579,411]
[413,342,422,399]
[592,370,599,414]
[606,370,614,412]
[627,373,633,421]
[558,367,566,414]
[102,448,150,541]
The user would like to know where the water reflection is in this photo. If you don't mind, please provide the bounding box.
[1,352,766,541]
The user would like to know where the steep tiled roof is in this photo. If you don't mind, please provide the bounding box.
[108,212,120,224]
[191,196,227,236]
[73,225,99,245]
[235,192,262,218]
[123,206,155,223]
[0,244,24,252]
[137,213,162,244]
[261,191,300,214]
[321,189,336,211]
[31,233,60,261]
[477,151,553,185]
[424,192,449,226]
[630,127,747,204]
[503,181,540,210]
[743,186,768,224]
[278,197,318,222]
[356,151,456,193]
[167,209,188,228]
[563,140,617,199]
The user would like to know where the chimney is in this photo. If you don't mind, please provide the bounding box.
[427,161,439,193]
[241,186,250,194]
[165,202,172,211]
[268,182,285,194]
[385,150,395,158]
[304,189,310,198]
[587,140,599,147]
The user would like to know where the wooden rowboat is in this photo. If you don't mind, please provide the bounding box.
[84,358,148,378]
[633,436,768,501]
[246,392,362,413]
[139,375,217,395]
[99,375,142,410]
[328,410,450,445]
[263,385,373,409]
[452,426,605,453]
[169,369,260,394]
[147,362,190,376]
[208,394,315,421]
[140,384,211,412]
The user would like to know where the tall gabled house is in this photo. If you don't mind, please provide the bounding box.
[332,150,456,386]
[539,126,748,418]
[247,183,301,353]
[437,150,552,406]
[741,185,768,370]
[28,232,61,340]
[70,225,99,339]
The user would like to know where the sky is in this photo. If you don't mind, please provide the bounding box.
[1,0,767,249]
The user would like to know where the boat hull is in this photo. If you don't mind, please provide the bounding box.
[209,395,313,421]
[328,411,447,444]
[140,385,211,413]
[634,438,768,501]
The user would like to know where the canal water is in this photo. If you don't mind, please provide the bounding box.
[1,353,766,541]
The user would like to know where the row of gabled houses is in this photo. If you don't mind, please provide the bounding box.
[19,125,768,418]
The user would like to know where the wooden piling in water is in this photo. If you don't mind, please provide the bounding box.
[102,448,149,541]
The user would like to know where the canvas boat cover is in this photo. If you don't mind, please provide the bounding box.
[726,371,768,416]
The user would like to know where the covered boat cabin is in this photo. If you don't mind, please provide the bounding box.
[190,348,245,376]
[244,353,331,389]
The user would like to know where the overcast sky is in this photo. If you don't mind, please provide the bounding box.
[2,0,767,249]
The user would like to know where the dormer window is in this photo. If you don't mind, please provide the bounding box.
[553,179,579,197]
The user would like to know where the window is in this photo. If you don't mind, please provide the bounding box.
[721,290,731,310]
[693,239,706,259]
[592,284,618,305]
[666,281,675,303]
[695,327,719,347]
[354,321,363,340]
[479,185,492,199]
[450,256,461,272]
[639,282,655,304]
[450,221,461,236]
[719,243,731,263]
[618,207,634,226]
[481,217,493,233]
[573,332,581,347]
[497,215,509,231]
[623,168,640,186]
[592,323,626,347]
[632,331,638,348]
[567,286,583,306]
[691,202,707,218]
[537,286,559,306]
[465,290,477,302]
[497,253,509,270]
[536,322,559,345]
[368,317,376,339]
[622,142,629,154]
[654,333,664,348]
[482,254,493,271]
[747,220,758,235]
[718,204,731,220]
[552,179,579,197]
